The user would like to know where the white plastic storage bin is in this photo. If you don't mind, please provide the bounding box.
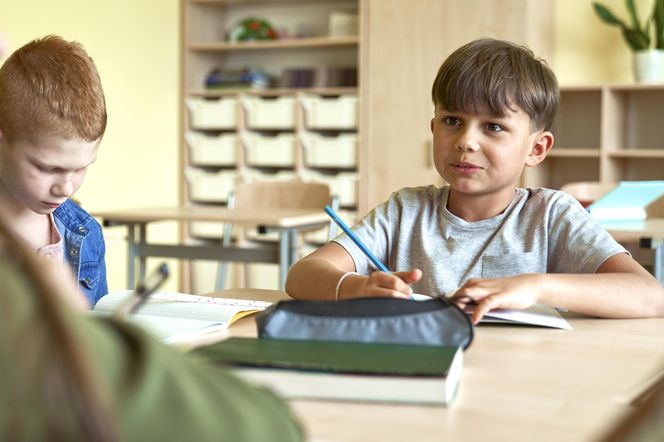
[302,171,358,207]
[186,132,237,166]
[243,96,296,130]
[302,133,357,168]
[243,132,296,168]
[186,97,237,130]
[302,95,358,130]
[185,168,236,203]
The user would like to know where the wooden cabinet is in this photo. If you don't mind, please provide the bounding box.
[523,85,664,189]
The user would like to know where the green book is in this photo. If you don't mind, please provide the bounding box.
[195,337,463,405]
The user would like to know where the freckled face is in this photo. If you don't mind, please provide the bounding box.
[430,106,545,200]
[0,135,99,215]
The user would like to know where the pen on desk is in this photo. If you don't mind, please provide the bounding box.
[113,262,170,319]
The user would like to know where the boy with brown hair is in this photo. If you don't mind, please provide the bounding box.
[286,38,664,322]
[0,35,108,306]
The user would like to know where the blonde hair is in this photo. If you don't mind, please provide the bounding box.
[431,38,559,131]
[0,35,107,144]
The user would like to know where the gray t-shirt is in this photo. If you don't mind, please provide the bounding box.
[333,186,626,297]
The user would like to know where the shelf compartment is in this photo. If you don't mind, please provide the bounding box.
[604,157,664,182]
[186,97,237,130]
[302,133,358,168]
[186,132,238,166]
[606,88,664,150]
[525,157,600,190]
[185,168,237,203]
[243,132,296,167]
[553,88,602,149]
[242,95,296,129]
[302,94,358,130]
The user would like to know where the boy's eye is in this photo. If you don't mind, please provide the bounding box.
[485,123,504,133]
[443,117,459,126]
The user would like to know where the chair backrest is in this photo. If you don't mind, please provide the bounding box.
[232,181,332,211]
[560,181,616,208]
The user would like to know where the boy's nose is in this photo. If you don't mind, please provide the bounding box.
[52,177,74,198]
[455,130,480,152]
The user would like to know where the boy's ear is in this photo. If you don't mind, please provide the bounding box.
[430,118,434,134]
[525,130,554,168]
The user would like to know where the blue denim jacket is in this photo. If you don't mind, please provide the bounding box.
[53,199,108,306]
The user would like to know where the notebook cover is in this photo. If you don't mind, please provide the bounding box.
[195,337,459,377]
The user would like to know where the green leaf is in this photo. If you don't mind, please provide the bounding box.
[625,0,643,32]
[654,0,664,49]
[623,27,651,50]
[592,3,625,26]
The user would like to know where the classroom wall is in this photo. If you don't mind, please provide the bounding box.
[0,0,181,292]
[0,0,652,293]
[554,0,652,84]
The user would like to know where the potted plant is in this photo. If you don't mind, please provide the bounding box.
[593,0,664,83]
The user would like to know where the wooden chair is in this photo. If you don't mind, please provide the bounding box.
[214,180,337,291]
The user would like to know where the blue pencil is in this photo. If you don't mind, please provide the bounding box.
[324,205,390,273]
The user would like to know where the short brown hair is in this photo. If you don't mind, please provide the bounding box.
[431,38,559,131]
[0,35,107,144]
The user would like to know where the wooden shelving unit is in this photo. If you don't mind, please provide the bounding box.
[523,84,664,190]
[182,0,360,291]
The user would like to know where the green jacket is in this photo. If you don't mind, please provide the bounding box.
[0,254,304,441]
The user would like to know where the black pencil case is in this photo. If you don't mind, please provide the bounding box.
[256,297,474,350]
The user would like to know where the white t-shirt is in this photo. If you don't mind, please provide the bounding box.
[333,186,626,297]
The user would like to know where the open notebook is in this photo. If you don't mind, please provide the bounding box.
[411,293,572,330]
[93,291,272,344]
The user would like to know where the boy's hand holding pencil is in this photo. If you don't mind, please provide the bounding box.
[324,205,422,300]
[336,268,422,300]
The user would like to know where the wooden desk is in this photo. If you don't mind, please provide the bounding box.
[218,289,664,442]
[93,207,329,289]
[603,219,664,283]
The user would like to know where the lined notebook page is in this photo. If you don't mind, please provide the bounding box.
[94,291,272,343]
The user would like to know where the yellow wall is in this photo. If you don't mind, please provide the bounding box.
[0,0,655,292]
[0,0,181,292]
[554,0,654,84]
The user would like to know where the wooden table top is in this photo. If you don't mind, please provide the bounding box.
[92,206,330,228]
[214,288,664,442]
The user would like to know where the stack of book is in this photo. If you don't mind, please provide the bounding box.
[195,337,463,405]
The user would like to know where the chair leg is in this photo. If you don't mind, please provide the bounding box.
[215,191,236,292]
